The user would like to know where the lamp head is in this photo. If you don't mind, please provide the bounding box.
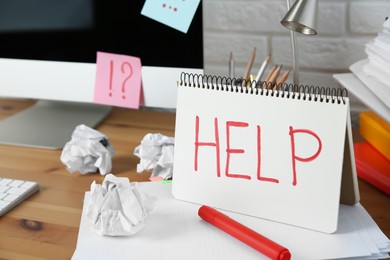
[281,0,318,35]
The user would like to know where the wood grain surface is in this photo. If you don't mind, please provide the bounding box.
[0,99,388,259]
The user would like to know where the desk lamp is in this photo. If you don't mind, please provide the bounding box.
[280,0,318,86]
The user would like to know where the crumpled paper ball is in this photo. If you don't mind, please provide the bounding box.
[134,133,174,180]
[86,174,154,236]
[60,124,115,175]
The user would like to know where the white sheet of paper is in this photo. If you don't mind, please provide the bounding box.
[72,182,390,260]
[333,73,390,124]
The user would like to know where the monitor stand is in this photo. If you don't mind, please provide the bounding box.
[0,100,112,149]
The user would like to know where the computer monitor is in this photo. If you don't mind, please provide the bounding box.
[0,0,203,149]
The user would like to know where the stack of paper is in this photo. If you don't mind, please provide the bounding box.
[72,182,390,260]
[364,18,390,89]
[333,18,390,124]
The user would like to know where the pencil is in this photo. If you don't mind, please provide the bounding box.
[262,65,277,89]
[264,65,277,81]
[243,47,256,82]
[229,52,235,78]
[255,54,271,82]
[267,65,283,86]
[275,69,290,89]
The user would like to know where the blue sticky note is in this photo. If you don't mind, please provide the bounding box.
[141,0,201,33]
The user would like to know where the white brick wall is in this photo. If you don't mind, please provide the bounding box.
[202,0,390,125]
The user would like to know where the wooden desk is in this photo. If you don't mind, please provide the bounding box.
[0,99,389,259]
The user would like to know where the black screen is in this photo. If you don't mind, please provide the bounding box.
[0,0,203,68]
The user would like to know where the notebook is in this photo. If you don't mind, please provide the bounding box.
[172,73,360,233]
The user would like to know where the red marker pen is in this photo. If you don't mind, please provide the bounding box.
[198,205,291,260]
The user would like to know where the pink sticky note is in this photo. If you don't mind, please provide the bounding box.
[94,52,142,109]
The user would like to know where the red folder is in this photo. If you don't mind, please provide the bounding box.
[354,142,390,196]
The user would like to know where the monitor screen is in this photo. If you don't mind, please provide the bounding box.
[0,0,203,68]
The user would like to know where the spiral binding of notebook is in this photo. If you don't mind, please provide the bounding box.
[179,72,348,105]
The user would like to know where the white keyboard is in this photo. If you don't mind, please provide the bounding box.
[0,178,40,217]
